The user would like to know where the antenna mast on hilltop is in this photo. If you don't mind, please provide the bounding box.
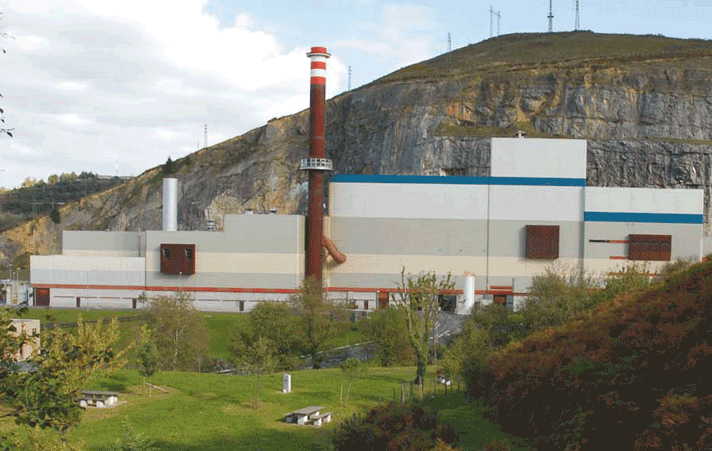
[447,32,451,52]
[348,66,352,90]
[204,124,207,149]
[575,0,580,30]
[489,5,494,37]
[548,0,554,32]
[496,10,501,36]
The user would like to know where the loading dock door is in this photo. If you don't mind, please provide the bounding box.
[378,292,389,309]
[35,288,50,307]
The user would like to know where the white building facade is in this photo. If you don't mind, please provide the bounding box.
[30,138,708,313]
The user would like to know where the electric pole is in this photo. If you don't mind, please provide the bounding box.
[489,5,494,37]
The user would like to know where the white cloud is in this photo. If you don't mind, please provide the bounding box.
[0,0,334,189]
[55,81,89,91]
[333,3,440,71]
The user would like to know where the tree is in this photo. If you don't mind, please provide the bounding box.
[163,157,174,175]
[359,307,414,367]
[1,307,126,448]
[143,292,208,372]
[135,325,159,396]
[77,171,96,180]
[228,301,301,371]
[441,314,492,388]
[289,278,347,369]
[47,174,59,185]
[20,177,37,188]
[340,358,367,407]
[392,267,454,385]
[50,208,61,224]
[230,335,277,409]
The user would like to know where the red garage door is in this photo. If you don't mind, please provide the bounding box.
[35,288,50,307]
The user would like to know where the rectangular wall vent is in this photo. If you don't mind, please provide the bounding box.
[629,235,671,261]
[160,244,196,275]
[526,225,560,259]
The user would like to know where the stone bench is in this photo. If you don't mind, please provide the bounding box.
[311,411,333,427]
[77,390,120,408]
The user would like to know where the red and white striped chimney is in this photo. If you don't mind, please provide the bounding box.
[301,46,333,285]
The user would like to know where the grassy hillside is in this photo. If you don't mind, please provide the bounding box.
[376,31,712,84]
[0,367,533,451]
[467,259,712,450]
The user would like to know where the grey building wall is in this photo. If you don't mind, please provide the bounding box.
[329,218,487,256]
[584,222,702,261]
[63,231,141,256]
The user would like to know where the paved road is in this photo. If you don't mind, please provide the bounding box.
[432,312,468,345]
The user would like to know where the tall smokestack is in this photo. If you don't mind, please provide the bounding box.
[163,178,178,232]
[300,46,332,285]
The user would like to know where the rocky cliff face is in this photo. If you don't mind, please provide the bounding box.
[3,31,712,268]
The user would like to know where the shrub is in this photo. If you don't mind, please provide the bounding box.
[104,418,156,451]
[520,261,597,330]
[330,402,459,451]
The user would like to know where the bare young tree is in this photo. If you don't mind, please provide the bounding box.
[392,267,454,385]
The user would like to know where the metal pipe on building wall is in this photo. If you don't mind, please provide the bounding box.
[305,47,330,284]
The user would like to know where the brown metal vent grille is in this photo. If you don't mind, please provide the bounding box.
[160,243,196,275]
[526,225,560,259]
[629,235,671,261]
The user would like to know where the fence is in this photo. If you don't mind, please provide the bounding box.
[42,315,148,330]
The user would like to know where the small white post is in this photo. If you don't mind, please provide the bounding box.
[282,373,291,394]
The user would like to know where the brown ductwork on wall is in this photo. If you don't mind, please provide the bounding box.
[322,235,346,264]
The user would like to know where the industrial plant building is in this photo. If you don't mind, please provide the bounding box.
[30,136,707,313]
[27,46,710,313]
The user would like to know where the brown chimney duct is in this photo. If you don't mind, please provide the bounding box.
[301,46,333,286]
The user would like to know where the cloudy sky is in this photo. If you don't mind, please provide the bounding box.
[1,0,712,189]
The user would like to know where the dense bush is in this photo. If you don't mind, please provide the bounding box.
[463,259,712,450]
[330,402,459,451]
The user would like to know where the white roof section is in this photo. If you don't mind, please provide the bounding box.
[491,138,587,179]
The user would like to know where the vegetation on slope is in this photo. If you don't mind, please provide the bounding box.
[465,259,712,450]
[376,31,712,85]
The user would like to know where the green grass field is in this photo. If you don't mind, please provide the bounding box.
[47,366,533,451]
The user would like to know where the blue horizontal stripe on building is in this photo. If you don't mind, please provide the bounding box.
[584,211,704,224]
[330,174,586,187]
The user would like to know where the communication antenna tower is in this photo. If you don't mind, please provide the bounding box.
[114,160,119,176]
[548,0,554,32]
[348,66,352,90]
[447,32,451,52]
[575,0,580,30]
[496,10,501,36]
[204,124,207,149]
[489,5,494,37]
